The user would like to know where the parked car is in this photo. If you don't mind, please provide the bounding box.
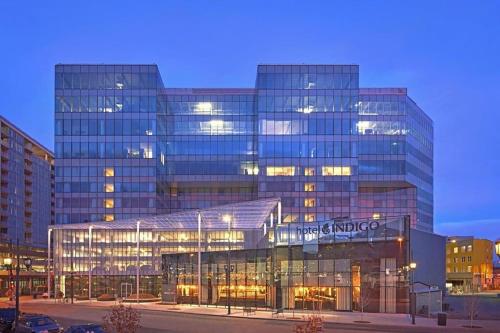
[14,314,62,333]
[41,291,55,299]
[64,324,104,333]
[0,308,16,333]
[32,286,47,299]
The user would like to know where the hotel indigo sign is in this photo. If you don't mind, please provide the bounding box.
[296,220,380,237]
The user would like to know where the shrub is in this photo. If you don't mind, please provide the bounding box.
[103,304,141,333]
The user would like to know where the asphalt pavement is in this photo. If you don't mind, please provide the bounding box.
[7,301,495,333]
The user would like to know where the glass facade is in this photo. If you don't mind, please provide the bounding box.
[55,64,433,231]
[163,216,411,313]
[54,65,161,224]
[50,198,278,298]
[156,89,257,211]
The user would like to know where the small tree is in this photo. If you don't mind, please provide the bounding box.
[103,304,141,333]
[463,295,480,328]
[359,285,373,320]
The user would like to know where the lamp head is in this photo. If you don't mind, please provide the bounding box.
[24,257,32,269]
[409,262,417,270]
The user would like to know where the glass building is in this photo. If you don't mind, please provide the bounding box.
[54,64,433,232]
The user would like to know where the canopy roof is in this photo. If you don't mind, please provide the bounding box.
[51,198,279,231]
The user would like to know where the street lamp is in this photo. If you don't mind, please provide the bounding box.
[223,214,233,315]
[23,258,32,270]
[409,261,417,325]
[3,258,13,298]
[23,258,32,296]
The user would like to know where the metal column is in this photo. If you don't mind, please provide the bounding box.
[88,226,92,301]
[136,221,140,302]
[197,212,202,306]
[47,228,52,300]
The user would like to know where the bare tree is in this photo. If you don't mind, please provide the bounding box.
[463,295,481,328]
[103,304,141,333]
[358,284,373,321]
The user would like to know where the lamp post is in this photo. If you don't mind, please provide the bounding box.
[4,257,13,298]
[70,248,74,304]
[23,257,32,296]
[15,239,20,324]
[409,261,417,325]
[223,214,233,315]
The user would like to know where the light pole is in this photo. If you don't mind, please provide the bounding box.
[223,214,233,315]
[15,239,20,324]
[23,257,32,296]
[409,261,417,325]
[70,248,74,304]
[4,257,13,298]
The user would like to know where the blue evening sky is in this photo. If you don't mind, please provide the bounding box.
[0,1,498,240]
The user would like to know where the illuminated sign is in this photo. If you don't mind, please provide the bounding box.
[296,221,380,237]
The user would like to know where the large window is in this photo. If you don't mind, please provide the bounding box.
[266,166,295,176]
[321,166,351,176]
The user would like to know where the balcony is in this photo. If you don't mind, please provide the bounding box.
[0,150,8,162]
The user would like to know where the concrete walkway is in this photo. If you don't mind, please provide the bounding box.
[13,298,499,331]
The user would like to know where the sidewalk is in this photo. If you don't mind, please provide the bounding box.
[18,298,500,331]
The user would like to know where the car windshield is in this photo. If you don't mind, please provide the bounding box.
[28,317,56,326]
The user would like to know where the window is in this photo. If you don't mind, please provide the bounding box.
[266,166,295,176]
[467,256,472,262]
[321,166,351,176]
[453,258,458,263]
[304,198,316,208]
[461,257,465,262]
[103,214,114,222]
[467,265,472,273]
[467,245,473,252]
[104,167,114,177]
[304,183,315,192]
[372,213,381,220]
[446,258,450,264]
[103,199,114,209]
[304,168,315,176]
[104,184,114,193]
[461,246,466,253]
[304,214,315,222]
[453,247,458,254]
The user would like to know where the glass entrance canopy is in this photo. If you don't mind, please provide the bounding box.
[49,198,280,299]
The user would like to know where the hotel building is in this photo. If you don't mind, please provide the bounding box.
[50,64,439,312]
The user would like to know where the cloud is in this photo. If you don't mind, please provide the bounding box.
[435,218,500,241]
